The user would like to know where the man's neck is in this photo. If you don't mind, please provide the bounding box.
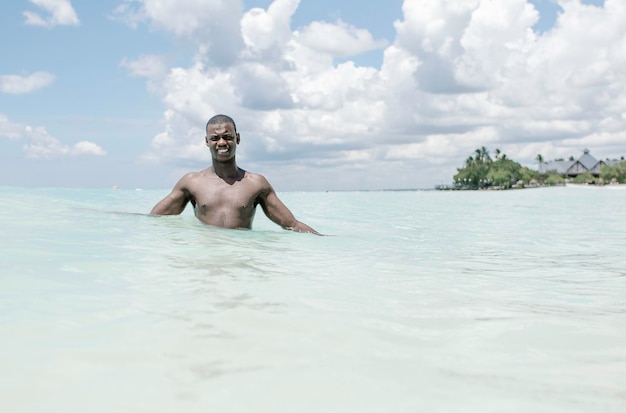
[212,160,241,181]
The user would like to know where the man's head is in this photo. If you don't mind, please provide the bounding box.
[206,114,237,133]
[205,114,240,162]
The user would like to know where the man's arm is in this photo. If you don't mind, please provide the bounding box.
[259,183,319,235]
[150,175,192,215]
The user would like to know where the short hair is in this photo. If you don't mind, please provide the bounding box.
[206,114,237,133]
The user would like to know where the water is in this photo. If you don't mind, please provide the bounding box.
[1,186,625,413]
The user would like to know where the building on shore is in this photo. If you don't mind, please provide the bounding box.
[539,149,621,177]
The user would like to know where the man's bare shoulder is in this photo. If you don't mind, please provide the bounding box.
[177,169,215,185]
[243,171,272,188]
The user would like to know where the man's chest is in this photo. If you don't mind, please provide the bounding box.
[192,183,262,212]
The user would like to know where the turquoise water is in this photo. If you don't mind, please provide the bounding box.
[1,186,625,412]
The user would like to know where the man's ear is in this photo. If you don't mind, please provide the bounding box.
[205,136,209,146]
[236,133,241,144]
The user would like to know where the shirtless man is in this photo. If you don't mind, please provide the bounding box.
[150,114,319,234]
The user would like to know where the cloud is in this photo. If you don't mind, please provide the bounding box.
[139,64,236,164]
[113,0,244,66]
[385,127,501,161]
[71,141,107,156]
[0,72,56,94]
[24,133,107,159]
[120,54,169,82]
[0,114,26,139]
[23,0,80,28]
[130,0,390,166]
[241,0,299,57]
[127,0,626,189]
[0,114,106,159]
[295,20,388,58]
[232,64,294,110]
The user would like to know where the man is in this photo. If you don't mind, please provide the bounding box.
[150,114,319,234]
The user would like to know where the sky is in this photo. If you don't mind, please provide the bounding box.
[1,0,624,191]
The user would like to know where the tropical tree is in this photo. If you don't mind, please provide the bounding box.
[545,174,564,186]
[600,161,626,184]
[573,172,595,184]
[475,146,491,164]
[454,150,491,189]
[520,166,540,183]
[454,147,521,189]
[535,154,544,173]
[487,155,524,188]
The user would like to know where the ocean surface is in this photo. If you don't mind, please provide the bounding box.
[1,185,625,413]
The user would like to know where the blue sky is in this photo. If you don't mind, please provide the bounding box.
[1,0,622,190]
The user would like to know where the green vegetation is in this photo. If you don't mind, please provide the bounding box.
[600,161,626,184]
[451,148,626,190]
[453,147,537,190]
[544,174,564,186]
[572,172,595,184]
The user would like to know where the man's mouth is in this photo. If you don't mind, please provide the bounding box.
[217,148,229,154]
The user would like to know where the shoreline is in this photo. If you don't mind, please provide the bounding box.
[435,183,626,191]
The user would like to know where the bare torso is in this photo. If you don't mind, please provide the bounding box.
[184,168,269,229]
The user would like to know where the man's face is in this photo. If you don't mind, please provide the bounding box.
[206,122,240,161]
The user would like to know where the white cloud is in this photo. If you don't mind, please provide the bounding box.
[0,114,106,159]
[140,64,237,163]
[110,1,144,29]
[23,0,80,28]
[22,129,71,158]
[241,0,299,56]
[113,0,244,66]
[119,0,388,165]
[385,127,501,161]
[0,72,56,94]
[0,114,25,139]
[456,0,538,90]
[24,134,107,159]
[120,55,168,80]
[232,63,293,110]
[72,141,107,156]
[129,0,626,189]
[142,0,240,37]
[295,20,388,58]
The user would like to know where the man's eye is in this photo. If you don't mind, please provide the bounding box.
[210,135,234,141]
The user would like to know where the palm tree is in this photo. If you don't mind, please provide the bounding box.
[476,146,491,163]
[536,154,544,173]
[484,147,491,163]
